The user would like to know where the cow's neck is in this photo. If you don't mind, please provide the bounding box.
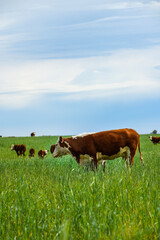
[65,138,80,164]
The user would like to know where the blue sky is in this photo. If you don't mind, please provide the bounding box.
[0,0,160,136]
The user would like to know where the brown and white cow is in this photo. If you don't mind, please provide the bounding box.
[149,136,160,144]
[31,132,35,137]
[38,150,48,158]
[29,148,35,157]
[50,144,55,154]
[11,144,26,156]
[53,128,144,170]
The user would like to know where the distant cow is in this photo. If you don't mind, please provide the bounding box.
[53,128,144,170]
[38,150,48,158]
[29,148,35,157]
[50,144,55,154]
[31,132,35,137]
[149,136,160,144]
[11,144,26,156]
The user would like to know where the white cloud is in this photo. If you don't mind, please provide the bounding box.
[0,46,160,108]
[0,17,15,30]
[93,1,160,10]
[0,0,159,60]
[0,92,38,109]
[51,14,156,30]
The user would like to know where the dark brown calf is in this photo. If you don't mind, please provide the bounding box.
[31,132,35,137]
[11,144,26,156]
[29,148,35,157]
[149,136,160,144]
[38,150,48,158]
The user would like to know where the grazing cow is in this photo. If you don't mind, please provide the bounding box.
[149,136,160,144]
[29,148,35,157]
[31,132,35,137]
[11,144,26,156]
[50,144,55,154]
[38,150,48,158]
[53,128,144,170]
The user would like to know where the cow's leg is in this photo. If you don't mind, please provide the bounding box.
[93,155,98,170]
[129,147,137,167]
[138,142,144,166]
[139,152,144,166]
[90,156,97,171]
[140,156,144,166]
[74,154,80,165]
[124,148,131,167]
[90,160,95,171]
[22,150,25,156]
[102,160,106,172]
[130,142,145,167]
[124,157,130,167]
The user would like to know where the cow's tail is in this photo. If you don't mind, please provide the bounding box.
[138,138,144,166]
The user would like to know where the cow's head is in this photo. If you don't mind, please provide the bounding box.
[53,136,71,158]
[10,144,15,150]
[149,136,153,140]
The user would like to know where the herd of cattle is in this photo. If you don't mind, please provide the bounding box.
[10,144,52,158]
[10,132,51,159]
[9,128,160,170]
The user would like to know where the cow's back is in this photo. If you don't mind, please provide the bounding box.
[67,128,139,157]
[91,128,139,155]
[21,144,26,151]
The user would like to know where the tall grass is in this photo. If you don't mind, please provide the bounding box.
[0,135,159,239]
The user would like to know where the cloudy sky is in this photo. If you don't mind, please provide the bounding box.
[0,0,160,136]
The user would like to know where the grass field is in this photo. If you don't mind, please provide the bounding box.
[0,135,159,239]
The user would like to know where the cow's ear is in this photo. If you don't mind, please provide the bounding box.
[58,136,63,143]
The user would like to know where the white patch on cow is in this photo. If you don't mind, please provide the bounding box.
[72,132,95,139]
[44,150,48,155]
[64,140,71,149]
[53,142,71,158]
[79,154,93,166]
[96,146,131,161]
[149,136,152,140]
[11,144,14,150]
[78,154,104,168]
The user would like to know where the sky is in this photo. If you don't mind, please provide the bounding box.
[0,0,160,137]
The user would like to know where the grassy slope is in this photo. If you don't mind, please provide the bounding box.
[0,135,159,239]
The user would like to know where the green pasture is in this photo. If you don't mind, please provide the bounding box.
[0,135,159,239]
